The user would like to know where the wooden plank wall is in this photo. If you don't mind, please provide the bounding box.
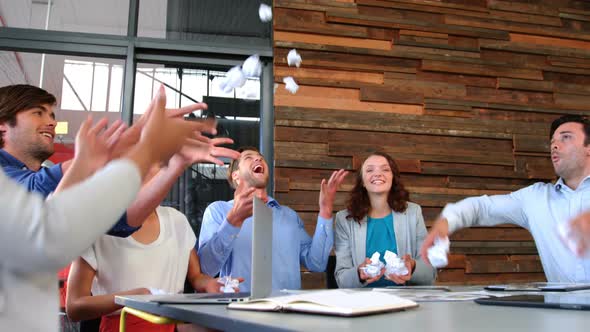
[272,0,590,287]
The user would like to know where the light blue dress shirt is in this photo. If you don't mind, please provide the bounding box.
[442,176,590,282]
[197,197,334,292]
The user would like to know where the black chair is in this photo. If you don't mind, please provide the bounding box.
[325,255,338,289]
[79,318,100,332]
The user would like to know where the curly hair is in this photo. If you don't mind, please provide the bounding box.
[346,152,409,223]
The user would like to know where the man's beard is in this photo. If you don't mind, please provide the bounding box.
[244,174,268,188]
[29,144,53,163]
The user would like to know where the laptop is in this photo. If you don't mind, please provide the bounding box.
[151,197,273,304]
[475,293,590,311]
[484,282,590,292]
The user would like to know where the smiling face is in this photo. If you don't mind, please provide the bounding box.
[361,155,393,195]
[0,104,57,163]
[550,122,590,182]
[232,149,269,189]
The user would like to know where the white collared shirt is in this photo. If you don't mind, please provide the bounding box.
[442,176,590,282]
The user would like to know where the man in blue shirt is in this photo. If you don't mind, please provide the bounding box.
[0,84,237,238]
[198,147,348,291]
[0,85,140,237]
[421,114,590,282]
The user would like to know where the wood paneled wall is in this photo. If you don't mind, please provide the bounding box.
[272,0,590,287]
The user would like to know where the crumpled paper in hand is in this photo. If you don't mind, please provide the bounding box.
[360,252,385,278]
[218,276,240,293]
[427,236,450,268]
[287,49,302,68]
[283,76,299,94]
[148,287,169,295]
[384,250,409,276]
[259,3,272,22]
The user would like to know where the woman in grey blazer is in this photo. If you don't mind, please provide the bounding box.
[334,152,436,288]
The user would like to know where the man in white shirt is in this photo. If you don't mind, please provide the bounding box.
[420,114,590,283]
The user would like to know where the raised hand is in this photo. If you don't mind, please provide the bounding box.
[124,86,221,178]
[226,180,256,227]
[176,136,240,167]
[318,169,349,219]
[55,116,126,193]
[111,90,210,158]
[77,117,126,172]
[420,217,450,266]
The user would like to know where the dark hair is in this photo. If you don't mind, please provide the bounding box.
[227,146,260,188]
[346,152,410,223]
[550,114,590,146]
[0,84,56,148]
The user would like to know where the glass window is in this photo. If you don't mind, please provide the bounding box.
[134,64,259,115]
[60,58,125,113]
[0,51,124,154]
[0,0,129,35]
[0,51,42,86]
[138,0,271,42]
[134,63,262,235]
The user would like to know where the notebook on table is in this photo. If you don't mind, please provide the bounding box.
[475,293,590,311]
[150,197,273,304]
[484,282,590,292]
[227,289,418,317]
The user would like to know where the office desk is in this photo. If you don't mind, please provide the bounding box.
[115,293,589,332]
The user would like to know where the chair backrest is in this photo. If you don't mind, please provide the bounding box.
[79,318,100,332]
[325,255,338,289]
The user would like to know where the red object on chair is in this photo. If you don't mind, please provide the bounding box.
[100,314,175,332]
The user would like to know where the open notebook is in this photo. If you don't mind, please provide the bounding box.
[228,289,418,317]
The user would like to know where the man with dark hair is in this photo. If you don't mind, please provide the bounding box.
[421,114,590,282]
[198,147,348,291]
[0,84,238,237]
[0,84,139,236]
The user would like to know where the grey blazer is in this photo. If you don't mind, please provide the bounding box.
[334,202,436,288]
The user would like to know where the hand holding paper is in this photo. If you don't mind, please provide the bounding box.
[427,237,450,268]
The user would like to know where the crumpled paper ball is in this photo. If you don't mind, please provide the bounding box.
[242,54,262,78]
[148,288,169,295]
[218,276,240,293]
[360,252,385,278]
[427,236,450,268]
[218,66,247,93]
[283,76,299,94]
[259,3,272,22]
[287,49,302,68]
[384,250,408,276]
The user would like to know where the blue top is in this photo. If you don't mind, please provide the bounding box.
[443,176,590,283]
[198,197,334,292]
[366,213,398,287]
[0,149,138,237]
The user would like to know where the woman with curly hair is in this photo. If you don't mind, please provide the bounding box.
[334,152,435,288]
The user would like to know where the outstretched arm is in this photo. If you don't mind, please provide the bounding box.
[126,136,239,227]
[0,86,222,273]
[300,169,348,271]
[0,160,141,274]
[421,188,531,266]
